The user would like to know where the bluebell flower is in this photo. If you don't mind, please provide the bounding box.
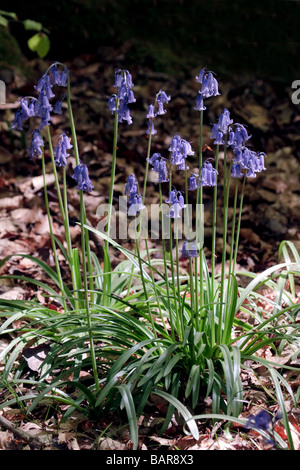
[128,193,145,216]
[196,68,220,99]
[125,173,138,195]
[125,174,145,216]
[156,90,171,115]
[35,74,55,99]
[165,189,178,205]
[49,63,68,87]
[189,173,199,190]
[147,152,161,166]
[148,153,169,183]
[169,134,194,170]
[231,163,244,178]
[257,152,267,172]
[117,97,133,124]
[29,130,44,160]
[194,93,206,111]
[108,94,118,113]
[168,203,184,219]
[213,130,225,146]
[200,161,218,187]
[166,189,186,219]
[156,159,169,183]
[53,95,65,114]
[72,163,94,192]
[146,119,157,136]
[146,104,156,119]
[217,108,233,134]
[232,146,267,178]
[54,132,73,167]
[111,69,136,125]
[181,241,199,258]
[210,108,233,145]
[11,98,36,130]
[229,124,251,149]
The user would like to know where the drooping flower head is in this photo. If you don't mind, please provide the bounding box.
[72,163,94,192]
[166,189,186,219]
[231,163,244,179]
[188,173,199,190]
[210,108,233,145]
[181,240,199,258]
[169,134,194,170]
[228,123,252,150]
[156,90,171,116]
[109,69,136,125]
[199,160,218,187]
[125,173,145,216]
[232,146,267,179]
[54,132,73,167]
[11,63,69,133]
[195,68,220,99]
[145,89,171,136]
[194,93,206,112]
[148,153,169,183]
[11,97,36,130]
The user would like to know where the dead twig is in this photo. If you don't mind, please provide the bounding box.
[0,414,43,450]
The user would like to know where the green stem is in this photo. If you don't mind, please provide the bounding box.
[197,110,204,320]
[66,72,94,302]
[159,182,175,340]
[107,111,119,239]
[80,191,100,392]
[233,175,246,275]
[42,151,68,312]
[46,126,80,310]
[210,144,219,346]
[211,146,219,294]
[218,151,232,343]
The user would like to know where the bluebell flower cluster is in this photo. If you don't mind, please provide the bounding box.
[210,108,233,145]
[125,173,145,216]
[181,240,199,258]
[72,163,94,192]
[12,63,68,137]
[169,134,194,170]
[226,123,267,179]
[109,69,136,125]
[54,132,73,167]
[147,153,169,183]
[146,90,171,136]
[11,97,36,131]
[194,67,220,110]
[208,108,267,179]
[188,161,218,189]
[166,189,186,219]
[199,161,218,187]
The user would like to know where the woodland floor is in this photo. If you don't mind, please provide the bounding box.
[0,49,300,451]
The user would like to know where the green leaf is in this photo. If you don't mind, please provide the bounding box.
[27,33,50,58]
[116,384,139,450]
[0,15,8,27]
[0,10,17,19]
[152,390,199,440]
[23,19,43,31]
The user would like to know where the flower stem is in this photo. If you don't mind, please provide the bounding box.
[41,150,68,312]
[80,191,100,392]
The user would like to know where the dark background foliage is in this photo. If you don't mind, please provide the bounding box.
[1,0,300,82]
